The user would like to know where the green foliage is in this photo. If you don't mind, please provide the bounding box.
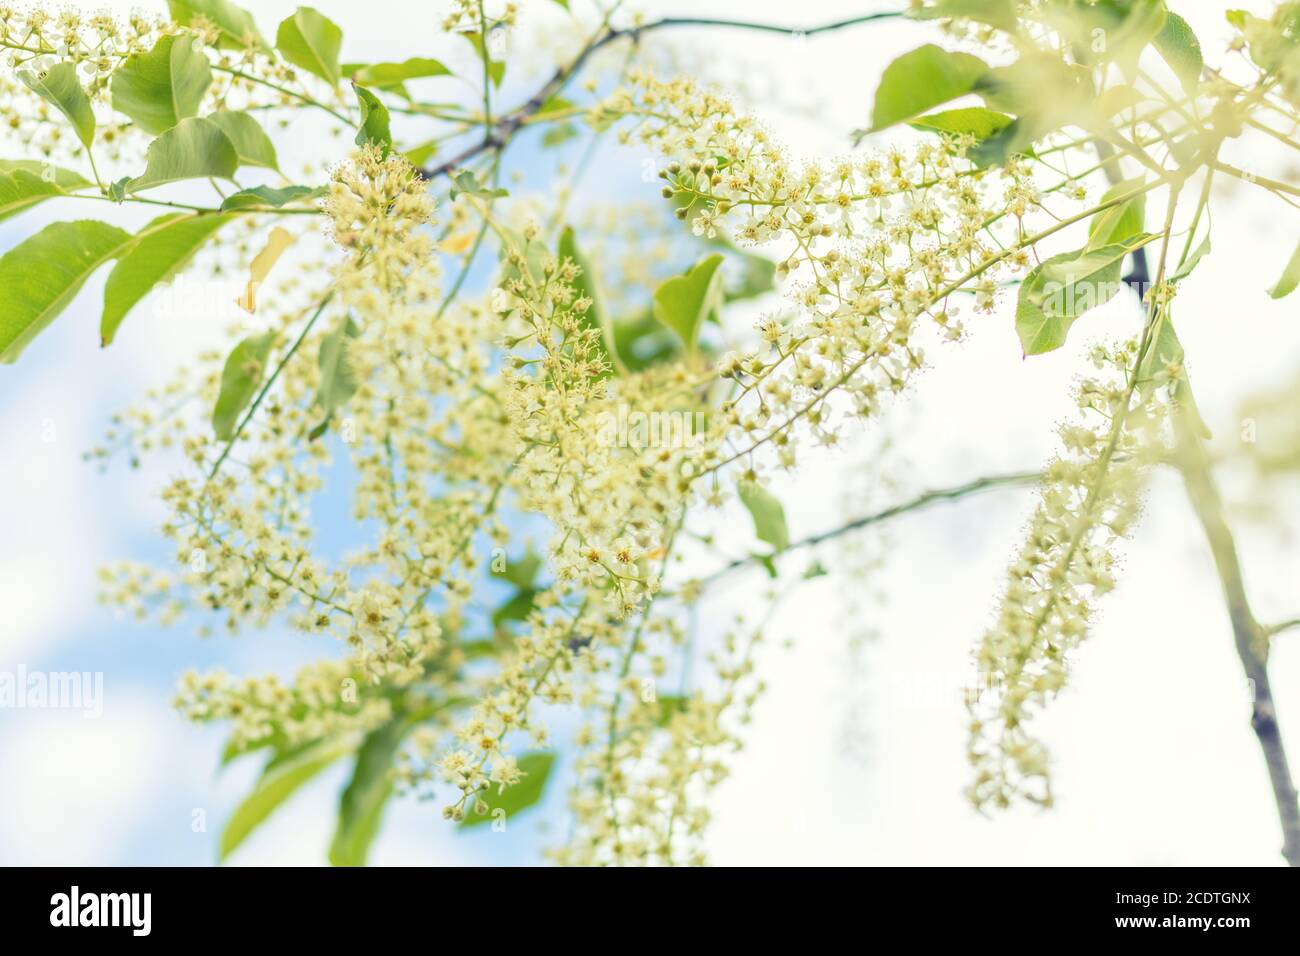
[219,184,321,211]
[0,161,88,223]
[1137,308,1211,438]
[458,753,555,828]
[167,0,267,49]
[870,44,990,131]
[276,7,344,87]
[461,31,505,88]
[652,254,725,356]
[206,110,280,170]
[1268,240,1300,299]
[212,330,277,440]
[737,480,789,552]
[490,549,543,629]
[1154,11,1204,93]
[350,58,451,87]
[970,54,1092,166]
[910,107,1013,140]
[101,213,232,346]
[0,220,133,363]
[655,695,688,726]
[312,315,359,430]
[558,225,623,373]
[330,717,409,866]
[128,116,240,192]
[1016,236,1153,355]
[1170,235,1211,283]
[448,169,508,200]
[219,736,354,861]
[20,62,95,149]
[110,34,213,134]
[352,85,392,151]
[1086,179,1147,249]
[908,0,1018,31]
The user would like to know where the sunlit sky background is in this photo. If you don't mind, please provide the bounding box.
[3,0,1299,866]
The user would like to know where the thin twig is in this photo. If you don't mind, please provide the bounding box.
[698,469,1043,587]
[418,10,904,181]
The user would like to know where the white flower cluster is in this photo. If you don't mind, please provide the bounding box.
[967,340,1176,809]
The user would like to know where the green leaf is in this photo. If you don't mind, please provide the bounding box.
[0,220,134,363]
[0,164,86,224]
[448,169,507,201]
[276,7,343,87]
[968,55,1093,165]
[1268,240,1300,299]
[220,736,352,861]
[314,316,359,416]
[403,140,438,167]
[492,589,537,627]
[541,123,579,148]
[654,695,688,727]
[558,225,623,374]
[737,480,789,552]
[212,330,277,440]
[110,34,213,135]
[220,184,321,211]
[101,213,232,346]
[167,0,267,49]
[1016,236,1153,355]
[803,560,829,580]
[329,718,407,867]
[1106,0,1169,80]
[128,116,239,192]
[350,58,450,87]
[907,0,1019,31]
[20,62,95,149]
[652,254,725,356]
[869,45,989,131]
[1170,235,1210,283]
[535,95,575,118]
[1154,11,1203,94]
[352,84,391,151]
[220,729,287,766]
[1086,178,1147,249]
[460,32,505,88]
[909,106,1013,140]
[0,159,89,189]
[206,110,279,170]
[491,550,543,590]
[1137,308,1211,439]
[459,753,555,828]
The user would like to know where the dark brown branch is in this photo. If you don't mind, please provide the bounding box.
[1177,416,1300,866]
[419,10,904,181]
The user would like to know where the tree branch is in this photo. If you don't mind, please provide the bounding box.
[1176,416,1300,866]
[699,468,1043,588]
[419,10,904,181]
